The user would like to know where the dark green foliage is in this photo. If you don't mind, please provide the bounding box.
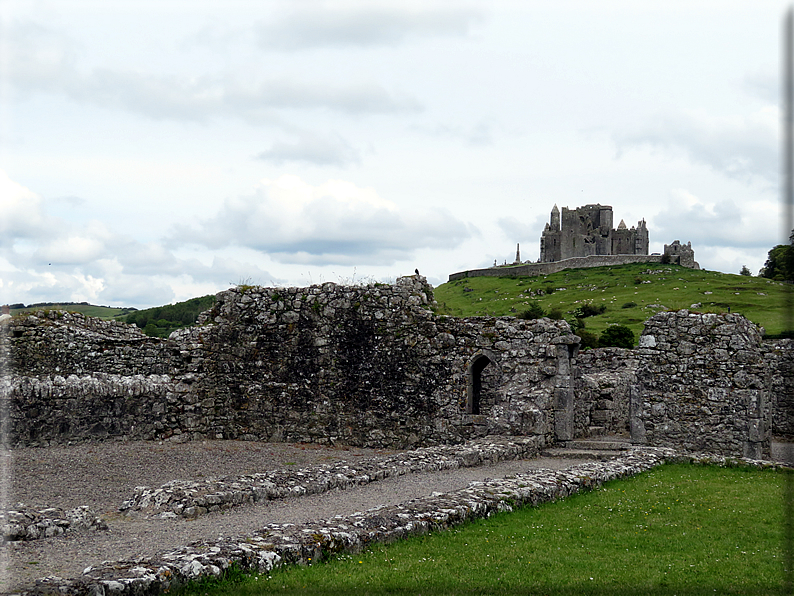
[577,329,599,349]
[739,265,752,276]
[599,324,635,348]
[518,301,544,319]
[126,295,216,337]
[760,243,794,281]
[573,302,607,318]
[660,253,671,265]
[621,301,637,309]
[546,307,563,320]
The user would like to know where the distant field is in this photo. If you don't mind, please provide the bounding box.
[9,303,135,321]
[434,263,792,339]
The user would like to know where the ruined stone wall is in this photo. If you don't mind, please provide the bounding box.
[573,347,635,438]
[631,311,771,458]
[4,277,578,449]
[762,338,794,438]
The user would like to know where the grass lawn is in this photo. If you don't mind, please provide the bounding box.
[181,463,784,595]
[434,263,792,341]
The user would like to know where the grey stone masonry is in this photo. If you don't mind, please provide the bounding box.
[632,310,771,459]
[574,347,635,438]
[762,338,794,438]
[120,436,543,520]
[5,276,579,449]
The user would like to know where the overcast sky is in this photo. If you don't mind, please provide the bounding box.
[0,1,788,308]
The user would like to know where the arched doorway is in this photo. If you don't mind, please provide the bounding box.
[467,351,497,415]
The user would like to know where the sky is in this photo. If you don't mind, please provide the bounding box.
[0,0,789,308]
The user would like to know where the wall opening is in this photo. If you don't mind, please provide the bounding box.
[467,353,496,415]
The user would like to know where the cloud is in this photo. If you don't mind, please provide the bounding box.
[257,132,361,166]
[0,170,281,308]
[5,22,422,122]
[613,108,777,184]
[255,5,484,50]
[169,175,474,265]
[651,189,778,251]
[0,171,54,245]
[743,72,777,103]
[416,120,494,146]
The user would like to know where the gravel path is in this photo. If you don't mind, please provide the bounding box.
[5,440,584,591]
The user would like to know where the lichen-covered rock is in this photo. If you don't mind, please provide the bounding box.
[2,505,108,542]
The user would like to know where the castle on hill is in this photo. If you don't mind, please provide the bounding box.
[539,204,649,262]
[448,203,698,281]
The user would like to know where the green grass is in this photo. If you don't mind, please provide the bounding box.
[434,263,792,340]
[179,464,784,595]
[9,303,135,321]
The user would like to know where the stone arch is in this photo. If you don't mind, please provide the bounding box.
[467,350,499,415]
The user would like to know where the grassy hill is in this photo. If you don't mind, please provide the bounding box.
[434,263,792,340]
[9,302,136,321]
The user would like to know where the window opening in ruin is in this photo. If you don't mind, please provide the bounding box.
[467,354,493,415]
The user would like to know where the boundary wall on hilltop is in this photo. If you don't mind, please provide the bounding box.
[449,254,664,281]
[2,277,790,458]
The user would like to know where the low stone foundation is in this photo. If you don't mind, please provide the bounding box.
[19,446,785,596]
[121,436,543,519]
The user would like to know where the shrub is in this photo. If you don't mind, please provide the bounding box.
[577,329,599,349]
[573,303,607,318]
[599,325,635,349]
[621,301,637,309]
[660,253,671,265]
[569,317,585,333]
[519,302,545,320]
[547,307,564,320]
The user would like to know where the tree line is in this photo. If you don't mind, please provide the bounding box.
[759,231,794,282]
[126,295,216,337]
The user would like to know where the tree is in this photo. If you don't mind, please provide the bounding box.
[599,325,635,349]
[760,244,794,281]
[739,265,752,276]
[518,301,544,320]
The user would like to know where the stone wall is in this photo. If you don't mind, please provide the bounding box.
[449,254,666,281]
[573,347,635,438]
[4,280,791,458]
[631,311,771,459]
[4,277,578,449]
[762,338,794,438]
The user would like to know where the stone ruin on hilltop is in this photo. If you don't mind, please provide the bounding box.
[449,203,698,281]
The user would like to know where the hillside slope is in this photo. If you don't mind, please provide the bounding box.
[434,263,791,339]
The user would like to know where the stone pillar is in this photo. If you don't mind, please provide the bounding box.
[744,389,767,459]
[553,337,578,442]
[629,383,646,444]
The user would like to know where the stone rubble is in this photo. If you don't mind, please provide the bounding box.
[119,436,543,519]
[16,447,786,596]
[2,505,108,542]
